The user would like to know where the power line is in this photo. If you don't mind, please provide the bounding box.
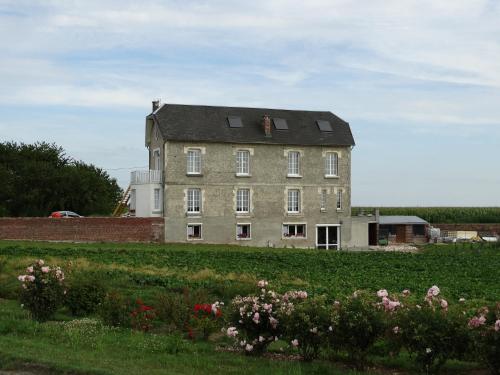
[104,165,148,171]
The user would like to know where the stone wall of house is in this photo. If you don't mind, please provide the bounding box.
[162,140,354,248]
[0,217,164,243]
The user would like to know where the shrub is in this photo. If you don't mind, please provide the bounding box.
[330,294,385,369]
[226,280,307,355]
[397,286,470,374]
[188,302,224,340]
[468,304,500,375]
[130,298,157,332]
[154,291,191,332]
[65,274,107,316]
[281,296,330,361]
[98,291,131,327]
[17,259,65,321]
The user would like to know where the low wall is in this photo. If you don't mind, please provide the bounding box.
[433,223,500,234]
[0,217,165,243]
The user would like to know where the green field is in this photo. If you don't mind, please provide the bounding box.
[1,240,499,374]
[352,206,500,223]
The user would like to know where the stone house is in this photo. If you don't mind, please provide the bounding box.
[130,102,368,249]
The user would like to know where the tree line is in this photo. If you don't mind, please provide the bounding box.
[0,141,122,217]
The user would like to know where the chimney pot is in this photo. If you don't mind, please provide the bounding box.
[262,115,272,137]
[152,100,160,112]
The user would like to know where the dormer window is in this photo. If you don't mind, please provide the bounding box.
[316,120,333,132]
[227,116,243,128]
[273,118,288,130]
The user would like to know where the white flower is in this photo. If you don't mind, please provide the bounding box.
[377,289,388,298]
[459,298,466,303]
[245,344,253,352]
[291,339,299,347]
[226,327,238,338]
[240,340,246,347]
[26,266,34,273]
[41,266,50,273]
[17,275,26,282]
[37,259,44,266]
[258,336,265,342]
[310,327,318,334]
[427,285,440,297]
[257,280,268,288]
[392,326,400,334]
[328,326,333,332]
[426,348,432,354]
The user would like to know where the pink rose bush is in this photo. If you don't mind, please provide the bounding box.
[227,280,311,355]
[18,259,66,321]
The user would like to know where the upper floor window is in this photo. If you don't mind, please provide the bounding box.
[236,189,250,213]
[287,189,300,213]
[320,189,327,212]
[325,152,338,177]
[154,188,161,211]
[236,150,250,175]
[337,189,343,211]
[288,151,300,176]
[187,149,201,175]
[153,149,161,170]
[187,188,201,213]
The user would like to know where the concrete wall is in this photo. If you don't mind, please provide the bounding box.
[131,183,163,218]
[348,216,374,248]
[0,217,164,243]
[162,141,352,248]
[434,223,500,234]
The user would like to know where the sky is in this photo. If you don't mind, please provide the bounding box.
[0,0,499,206]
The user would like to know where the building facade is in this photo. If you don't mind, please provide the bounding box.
[131,102,359,249]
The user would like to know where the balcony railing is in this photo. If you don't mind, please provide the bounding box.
[130,170,163,184]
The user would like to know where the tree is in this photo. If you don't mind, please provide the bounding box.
[0,141,122,217]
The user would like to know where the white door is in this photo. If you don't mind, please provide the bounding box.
[316,225,340,250]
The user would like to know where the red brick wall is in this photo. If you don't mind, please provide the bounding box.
[0,217,164,243]
[433,223,500,234]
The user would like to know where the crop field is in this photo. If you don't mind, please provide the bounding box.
[0,240,499,374]
[352,206,500,223]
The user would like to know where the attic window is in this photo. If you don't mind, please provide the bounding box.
[316,120,333,132]
[273,118,288,130]
[227,116,243,128]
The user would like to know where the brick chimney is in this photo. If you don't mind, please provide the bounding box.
[152,100,160,112]
[262,115,272,137]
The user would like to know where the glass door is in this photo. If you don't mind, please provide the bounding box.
[316,225,340,250]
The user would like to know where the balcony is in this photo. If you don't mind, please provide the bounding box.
[130,170,163,185]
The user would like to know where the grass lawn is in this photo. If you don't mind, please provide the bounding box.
[0,240,498,374]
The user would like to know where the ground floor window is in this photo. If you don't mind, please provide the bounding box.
[236,224,251,240]
[283,223,306,238]
[187,224,202,240]
[316,225,340,250]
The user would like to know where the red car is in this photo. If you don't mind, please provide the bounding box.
[49,211,82,218]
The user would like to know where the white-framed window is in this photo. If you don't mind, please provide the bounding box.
[236,223,251,240]
[320,189,327,212]
[283,223,306,238]
[337,189,343,211]
[287,151,300,176]
[287,189,300,213]
[153,188,161,211]
[187,224,202,240]
[236,189,250,213]
[187,149,201,174]
[153,149,161,170]
[236,150,250,175]
[129,189,136,211]
[187,188,201,213]
[325,152,338,177]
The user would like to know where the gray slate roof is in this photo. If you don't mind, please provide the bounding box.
[379,216,429,225]
[150,104,355,146]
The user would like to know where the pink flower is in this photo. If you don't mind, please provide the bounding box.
[377,289,388,298]
[41,266,50,273]
[257,280,268,288]
[468,316,486,328]
[269,316,278,329]
[291,339,299,347]
[440,299,448,310]
[226,327,238,338]
[27,275,35,282]
[26,266,34,273]
[17,275,26,282]
[252,312,260,324]
[495,320,500,332]
[427,285,440,297]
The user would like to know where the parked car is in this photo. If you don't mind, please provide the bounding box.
[49,211,82,218]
